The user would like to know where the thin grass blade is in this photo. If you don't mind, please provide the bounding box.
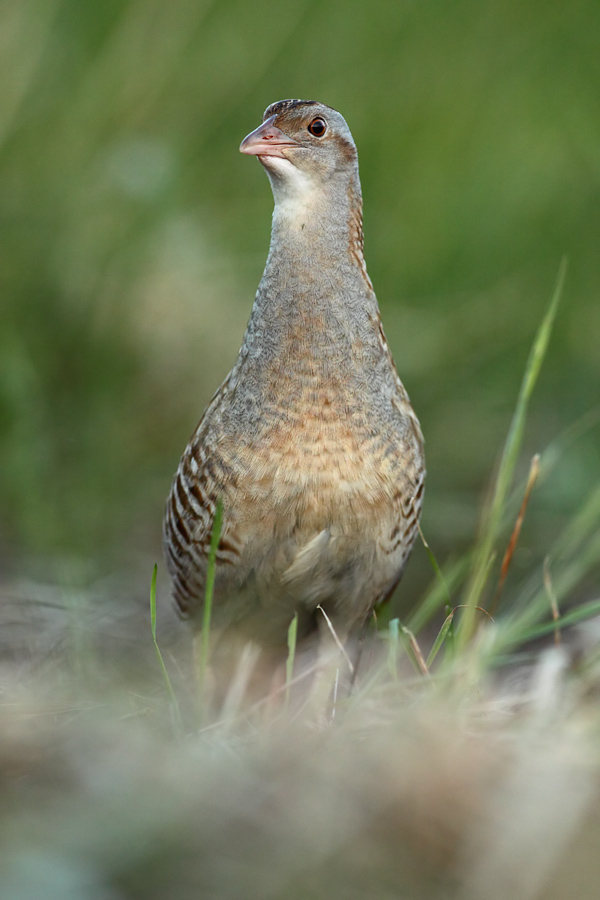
[460,259,567,643]
[418,524,453,607]
[150,564,183,736]
[407,556,469,635]
[513,597,600,645]
[399,623,430,677]
[543,557,561,646]
[426,612,455,668]
[489,453,541,616]
[285,613,298,710]
[387,618,402,679]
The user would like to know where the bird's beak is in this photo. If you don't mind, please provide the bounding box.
[239,115,299,159]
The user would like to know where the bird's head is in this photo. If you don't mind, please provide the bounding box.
[240,99,359,206]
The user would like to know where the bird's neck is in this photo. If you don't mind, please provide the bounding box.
[234,168,387,395]
[263,170,372,299]
[229,170,393,419]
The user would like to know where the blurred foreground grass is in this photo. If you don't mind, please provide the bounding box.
[2,560,600,900]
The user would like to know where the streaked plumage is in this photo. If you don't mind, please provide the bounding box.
[164,99,425,648]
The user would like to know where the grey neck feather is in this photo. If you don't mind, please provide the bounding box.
[248,167,378,338]
[266,168,367,289]
[224,161,393,420]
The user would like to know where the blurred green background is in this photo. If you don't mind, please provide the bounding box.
[1,0,599,603]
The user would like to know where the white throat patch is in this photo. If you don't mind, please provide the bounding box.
[264,157,318,225]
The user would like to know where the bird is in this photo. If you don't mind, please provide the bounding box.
[163,99,425,656]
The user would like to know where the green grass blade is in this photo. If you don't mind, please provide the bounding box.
[197,499,223,695]
[500,483,600,639]
[426,612,455,669]
[492,259,567,526]
[501,529,600,653]
[407,556,469,634]
[150,563,158,640]
[285,613,298,710]
[418,524,452,608]
[460,258,567,643]
[387,617,402,679]
[150,564,183,737]
[516,597,600,644]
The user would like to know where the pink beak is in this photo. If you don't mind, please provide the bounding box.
[239,115,299,159]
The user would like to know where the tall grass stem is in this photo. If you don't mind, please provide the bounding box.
[459,258,567,644]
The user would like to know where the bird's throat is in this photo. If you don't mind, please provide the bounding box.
[265,171,370,296]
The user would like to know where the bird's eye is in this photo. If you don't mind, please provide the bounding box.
[307,117,327,137]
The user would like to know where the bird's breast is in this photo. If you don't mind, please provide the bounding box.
[220,373,400,529]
